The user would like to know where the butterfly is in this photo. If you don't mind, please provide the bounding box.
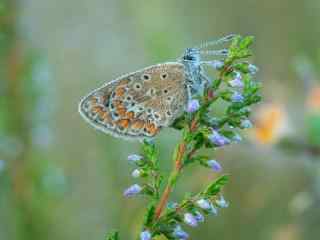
[78,35,235,140]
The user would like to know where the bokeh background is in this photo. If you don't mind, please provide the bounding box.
[1,0,320,239]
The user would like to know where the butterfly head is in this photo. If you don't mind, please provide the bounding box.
[182,48,201,63]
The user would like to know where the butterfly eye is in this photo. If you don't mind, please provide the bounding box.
[141,74,151,81]
[167,96,172,101]
[161,73,168,79]
[166,111,172,116]
[134,83,143,91]
[163,89,169,94]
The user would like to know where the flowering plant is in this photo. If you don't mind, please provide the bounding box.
[107,35,261,240]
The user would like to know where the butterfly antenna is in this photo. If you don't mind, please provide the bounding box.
[195,34,237,50]
[200,49,229,56]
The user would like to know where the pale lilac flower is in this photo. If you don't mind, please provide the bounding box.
[140,230,151,240]
[131,169,141,178]
[209,60,224,70]
[231,92,244,102]
[248,64,259,75]
[194,211,204,223]
[216,195,229,208]
[184,213,198,227]
[187,99,200,113]
[123,184,142,197]
[167,202,179,209]
[128,154,143,163]
[173,225,189,239]
[196,199,211,210]
[232,133,242,143]
[240,119,253,129]
[207,160,222,172]
[208,130,231,147]
[229,72,244,88]
[209,203,218,215]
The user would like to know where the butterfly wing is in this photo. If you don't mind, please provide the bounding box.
[79,62,187,140]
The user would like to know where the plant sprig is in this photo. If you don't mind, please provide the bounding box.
[108,35,261,240]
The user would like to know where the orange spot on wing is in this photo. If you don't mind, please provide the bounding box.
[126,111,134,119]
[145,122,159,135]
[91,106,104,114]
[131,119,145,129]
[113,100,127,117]
[116,119,130,129]
[115,87,126,97]
[101,112,112,122]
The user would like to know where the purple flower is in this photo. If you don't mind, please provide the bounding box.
[128,154,143,163]
[231,92,244,102]
[209,60,224,70]
[196,199,211,210]
[131,169,141,178]
[248,64,259,75]
[229,72,243,88]
[194,211,204,223]
[207,160,222,172]
[140,230,151,240]
[183,213,198,227]
[240,119,253,129]
[216,195,229,208]
[186,99,200,113]
[208,130,231,147]
[123,184,142,197]
[173,225,189,239]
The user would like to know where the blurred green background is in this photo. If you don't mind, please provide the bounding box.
[1,0,320,239]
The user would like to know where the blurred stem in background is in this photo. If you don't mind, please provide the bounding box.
[0,0,65,239]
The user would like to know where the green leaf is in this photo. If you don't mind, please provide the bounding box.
[106,231,119,240]
[203,175,229,197]
[143,204,156,227]
[239,36,255,49]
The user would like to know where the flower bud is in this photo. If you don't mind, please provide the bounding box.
[140,230,151,240]
[186,99,200,113]
[173,225,189,239]
[231,92,244,102]
[207,160,222,172]
[131,169,142,178]
[208,130,231,147]
[196,199,211,210]
[127,154,143,163]
[216,195,229,208]
[184,213,198,227]
[123,184,142,197]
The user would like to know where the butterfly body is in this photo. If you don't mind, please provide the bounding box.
[79,35,234,140]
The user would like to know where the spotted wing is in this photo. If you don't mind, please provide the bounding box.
[78,62,187,140]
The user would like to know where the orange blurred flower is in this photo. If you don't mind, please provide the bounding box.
[306,86,320,113]
[250,103,289,144]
